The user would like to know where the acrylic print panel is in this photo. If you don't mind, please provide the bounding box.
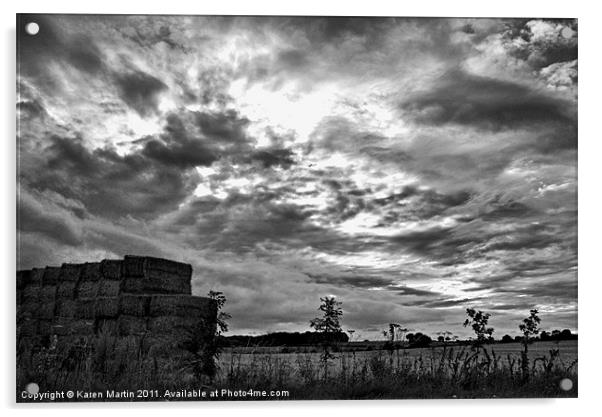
[16,14,578,402]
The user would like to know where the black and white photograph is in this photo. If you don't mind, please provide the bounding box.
[16,13,578,401]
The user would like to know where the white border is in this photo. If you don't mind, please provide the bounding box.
[2,1,600,415]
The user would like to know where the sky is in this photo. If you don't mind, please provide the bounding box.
[17,15,577,339]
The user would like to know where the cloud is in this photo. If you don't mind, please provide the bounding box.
[399,69,576,133]
[24,135,199,220]
[114,70,168,117]
[17,189,83,246]
[18,14,106,79]
[16,15,578,337]
[248,148,295,169]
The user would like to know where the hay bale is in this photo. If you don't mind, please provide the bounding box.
[30,268,45,286]
[118,315,148,336]
[17,270,31,289]
[119,295,150,316]
[96,318,119,335]
[123,255,147,277]
[121,278,143,293]
[114,335,142,355]
[77,281,98,298]
[56,299,77,318]
[19,300,39,318]
[43,267,61,285]
[122,275,190,295]
[22,286,40,303]
[56,281,76,299]
[122,256,191,294]
[95,297,120,318]
[81,262,102,281]
[145,257,192,277]
[38,319,52,336]
[140,335,178,356]
[18,319,38,338]
[147,316,203,335]
[51,319,94,336]
[98,279,121,297]
[147,270,191,294]
[59,263,83,282]
[38,301,55,320]
[76,298,97,319]
[100,259,122,280]
[149,295,216,319]
[123,255,192,278]
[39,285,56,302]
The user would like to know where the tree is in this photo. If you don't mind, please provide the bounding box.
[519,309,541,353]
[388,323,401,342]
[409,332,432,348]
[501,334,514,343]
[208,290,231,336]
[463,308,494,348]
[518,308,541,381]
[310,296,343,335]
[310,296,344,380]
[560,329,573,339]
[347,329,356,342]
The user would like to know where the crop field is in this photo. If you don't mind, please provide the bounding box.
[17,330,577,401]
[214,340,577,399]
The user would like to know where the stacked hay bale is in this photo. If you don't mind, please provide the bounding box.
[17,256,217,374]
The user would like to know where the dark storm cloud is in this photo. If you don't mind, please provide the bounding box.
[16,15,578,337]
[480,198,534,220]
[140,113,217,168]
[395,286,441,297]
[25,135,199,220]
[114,70,168,117]
[400,69,575,133]
[120,23,188,52]
[17,99,46,120]
[195,109,250,143]
[502,19,578,70]
[141,138,215,168]
[404,297,481,308]
[248,148,295,169]
[18,15,170,118]
[208,198,319,252]
[137,109,293,170]
[17,190,83,247]
[390,227,466,258]
[17,14,105,80]
[373,186,473,222]
[305,273,395,289]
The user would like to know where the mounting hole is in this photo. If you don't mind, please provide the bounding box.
[561,27,574,39]
[25,382,39,395]
[559,378,573,391]
[25,22,39,36]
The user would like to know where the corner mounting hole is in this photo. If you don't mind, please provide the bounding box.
[25,22,39,36]
[559,378,573,391]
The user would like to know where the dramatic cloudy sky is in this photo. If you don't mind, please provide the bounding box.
[17,15,577,338]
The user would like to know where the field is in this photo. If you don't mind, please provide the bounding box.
[17,336,578,400]
[214,340,578,399]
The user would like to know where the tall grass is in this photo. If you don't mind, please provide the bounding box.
[16,330,212,397]
[217,344,577,399]
[17,333,577,400]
